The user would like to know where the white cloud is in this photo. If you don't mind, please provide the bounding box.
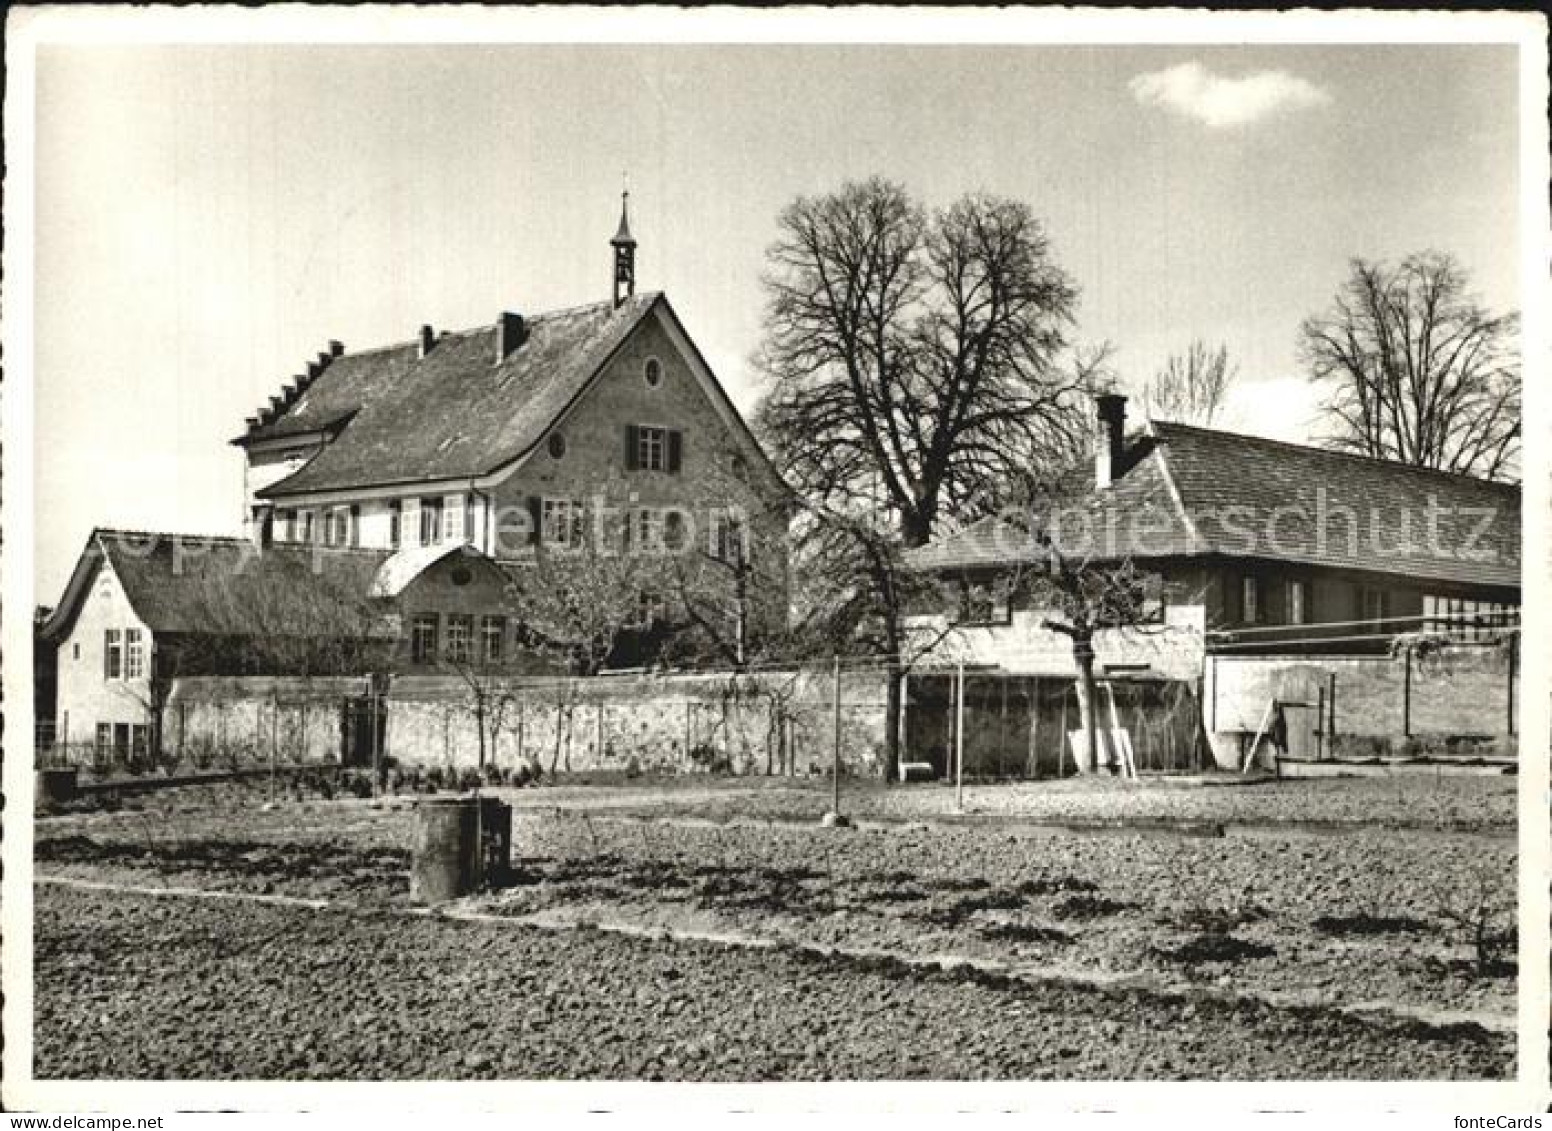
[1129,62,1331,129]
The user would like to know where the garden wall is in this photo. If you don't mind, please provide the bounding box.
[1203,642,1518,769]
[163,676,371,768]
[384,670,890,778]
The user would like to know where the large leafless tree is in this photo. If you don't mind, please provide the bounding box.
[755,178,1088,547]
[1139,340,1237,427]
[1300,252,1520,480]
[754,179,1098,778]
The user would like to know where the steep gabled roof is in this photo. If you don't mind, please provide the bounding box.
[909,421,1521,590]
[253,293,663,497]
[41,528,392,641]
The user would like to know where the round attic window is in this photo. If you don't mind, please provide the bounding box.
[644,357,663,388]
[548,432,567,459]
[450,565,473,587]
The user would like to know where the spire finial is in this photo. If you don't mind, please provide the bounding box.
[611,186,637,307]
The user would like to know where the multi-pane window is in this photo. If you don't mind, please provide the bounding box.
[442,494,465,542]
[410,614,438,664]
[446,615,474,664]
[626,508,659,553]
[464,495,479,547]
[637,426,667,471]
[104,628,122,679]
[481,616,506,664]
[124,628,145,679]
[542,498,585,548]
[1241,577,1260,625]
[348,505,360,548]
[1287,580,1308,626]
[419,498,444,544]
[278,509,296,542]
[95,722,113,754]
[710,512,747,565]
[1423,595,1518,640]
[388,501,402,549]
[953,581,1011,626]
[298,509,315,543]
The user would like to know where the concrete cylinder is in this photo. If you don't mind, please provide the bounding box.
[410,796,512,904]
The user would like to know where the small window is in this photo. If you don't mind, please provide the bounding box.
[441,494,465,542]
[481,616,506,664]
[1241,577,1260,625]
[710,511,747,565]
[644,357,662,387]
[298,510,315,543]
[411,614,438,664]
[72,643,80,661]
[954,580,1011,626]
[124,628,145,679]
[542,498,585,548]
[1287,580,1308,626]
[548,432,567,459]
[388,501,402,550]
[419,498,443,544]
[662,510,689,552]
[446,614,474,664]
[104,628,122,679]
[637,426,667,472]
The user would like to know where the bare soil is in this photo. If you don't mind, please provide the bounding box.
[32,775,1517,1080]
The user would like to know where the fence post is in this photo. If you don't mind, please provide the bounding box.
[955,661,965,812]
[831,655,842,813]
[1402,646,1412,739]
[1326,672,1338,758]
[1508,636,1517,737]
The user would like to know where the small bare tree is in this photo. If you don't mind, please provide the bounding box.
[503,505,672,676]
[1300,251,1520,480]
[1139,340,1237,426]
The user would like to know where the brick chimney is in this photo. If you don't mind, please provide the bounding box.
[419,324,436,359]
[1094,393,1128,489]
[495,312,527,363]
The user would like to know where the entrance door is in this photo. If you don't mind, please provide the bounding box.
[341,696,385,767]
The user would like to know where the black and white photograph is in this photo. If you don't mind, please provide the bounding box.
[2,5,1548,1114]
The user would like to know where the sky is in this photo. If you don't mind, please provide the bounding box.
[30,40,1522,600]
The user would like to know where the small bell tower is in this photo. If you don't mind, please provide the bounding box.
[611,190,637,308]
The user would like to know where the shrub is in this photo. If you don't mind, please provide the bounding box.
[425,766,447,792]
[457,766,483,793]
[482,762,505,787]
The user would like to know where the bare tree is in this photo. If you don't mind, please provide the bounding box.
[1139,340,1237,426]
[754,180,1104,777]
[1300,251,1520,480]
[755,178,1089,548]
[503,506,672,676]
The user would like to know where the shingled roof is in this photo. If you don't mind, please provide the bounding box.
[41,529,393,641]
[247,293,663,497]
[909,421,1521,590]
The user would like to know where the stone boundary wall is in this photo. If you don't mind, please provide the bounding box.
[384,671,889,778]
[163,676,370,767]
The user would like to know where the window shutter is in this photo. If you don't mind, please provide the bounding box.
[526,496,541,545]
[625,425,640,471]
[349,504,361,547]
[667,430,683,473]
